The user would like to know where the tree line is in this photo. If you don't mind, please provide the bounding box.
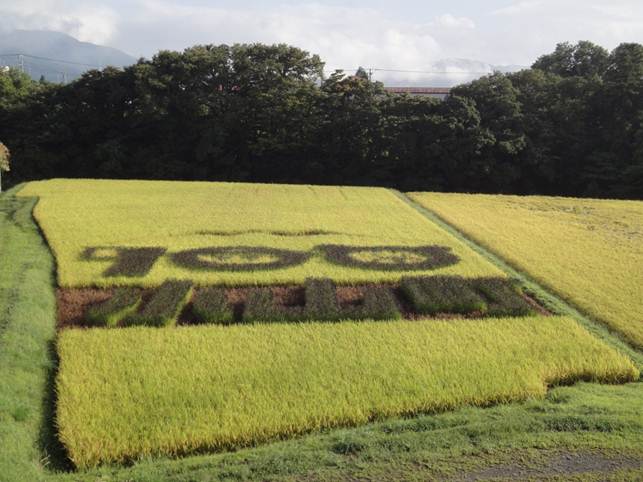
[1,41,642,198]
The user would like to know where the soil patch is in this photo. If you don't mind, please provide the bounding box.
[459,450,642,481]
[57,281,551,329]
[56,288,112,329]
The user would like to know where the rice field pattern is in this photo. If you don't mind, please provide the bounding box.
[18,180,503,287]
[12,180,640,472]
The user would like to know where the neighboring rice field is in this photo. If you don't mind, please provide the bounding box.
[409,193,643,348]
[18,179,502,287]
[56,316,637,468]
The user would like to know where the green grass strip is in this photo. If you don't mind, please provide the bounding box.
[391,190,643,369]
[56,316,637,468]
[0,186,60,481]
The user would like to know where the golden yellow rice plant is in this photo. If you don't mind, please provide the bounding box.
[18,180,502,287]
[409,192,643,348]
[56,316,638,468]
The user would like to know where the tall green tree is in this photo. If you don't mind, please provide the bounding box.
[533,41,609,78]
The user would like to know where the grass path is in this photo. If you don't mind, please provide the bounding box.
[0,186,61,482]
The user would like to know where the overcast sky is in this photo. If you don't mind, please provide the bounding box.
[1,0,642,82]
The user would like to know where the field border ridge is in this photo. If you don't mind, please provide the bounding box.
[0,185,68,480]
[391,189,643,369]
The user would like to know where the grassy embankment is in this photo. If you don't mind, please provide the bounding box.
[0,186,59,482]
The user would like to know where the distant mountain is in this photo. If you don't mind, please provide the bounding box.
[0,29,136,82]
[380,58,527,87]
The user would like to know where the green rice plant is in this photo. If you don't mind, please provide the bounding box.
[55,316,639,468]
[472,277,534,317]
[409,192,643,348]
[401,276,487,315]
[18,180,503,287]
[85,288,142,327]
[346,286,402,320]
[303,278,341,321]
[192,287,234,324]
[122,280,192,327]
[243,288,302,323]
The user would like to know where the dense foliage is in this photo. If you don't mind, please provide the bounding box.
[1,41,642,198]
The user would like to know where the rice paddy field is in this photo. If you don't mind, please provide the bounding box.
[18,179,502,287]
[409,193,643,349]
[2,180,642,480]
[57,317,636,468]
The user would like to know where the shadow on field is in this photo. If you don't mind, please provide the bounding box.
[39,338,73,472]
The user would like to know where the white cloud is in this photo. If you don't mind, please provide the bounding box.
[114,1,455,71]
[488,0,643,63]
[491,1,544,16]
[1,1,643,85]
[0,1,118,44]
[431,14,476,30]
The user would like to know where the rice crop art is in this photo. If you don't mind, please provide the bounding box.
[409,193,643,348]
[56,316,638,468]
[18,180,502,287]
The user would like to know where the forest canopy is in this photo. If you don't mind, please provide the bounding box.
[1,41,641,198]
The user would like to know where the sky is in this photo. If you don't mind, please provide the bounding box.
[1,0,642,84]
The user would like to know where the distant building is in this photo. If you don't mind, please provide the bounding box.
[384,87,451,100]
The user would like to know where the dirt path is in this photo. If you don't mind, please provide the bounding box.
[459,450,642,481]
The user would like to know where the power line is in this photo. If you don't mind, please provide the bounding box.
[0,53,101,69]
[324,66,527,75]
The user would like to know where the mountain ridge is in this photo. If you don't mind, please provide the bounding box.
[0,29,136,82]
